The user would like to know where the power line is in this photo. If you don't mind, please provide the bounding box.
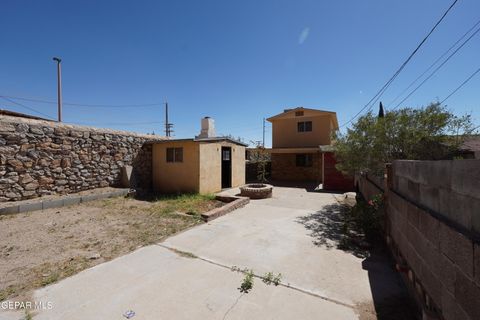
[339,0,459,128]
[391,23,480,110]
[0,96,55,120]
[440,66,480,104]
[388,17,480,108]
[0,95,162,108]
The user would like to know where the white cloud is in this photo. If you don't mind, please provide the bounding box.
[298,27,310,45]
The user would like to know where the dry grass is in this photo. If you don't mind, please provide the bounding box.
[0,194,222,302]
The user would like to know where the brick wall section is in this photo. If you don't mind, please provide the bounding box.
[357,160,480,320]
[0,116,165,201]
[271,153,321,182]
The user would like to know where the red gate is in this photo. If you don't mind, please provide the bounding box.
[323,152,354,192]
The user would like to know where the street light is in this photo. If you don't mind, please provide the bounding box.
[52,57,62,122]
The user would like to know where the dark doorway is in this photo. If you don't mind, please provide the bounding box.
[221,147,232,189]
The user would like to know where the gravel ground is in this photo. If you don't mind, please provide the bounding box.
[0,194,222,302]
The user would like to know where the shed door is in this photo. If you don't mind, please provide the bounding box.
[221,147,232,189]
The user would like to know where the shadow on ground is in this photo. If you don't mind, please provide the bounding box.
[296,203,370,258]
[297,203,419,320]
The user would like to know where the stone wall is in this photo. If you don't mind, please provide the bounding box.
[0,115,165,202]
[357,160,480,320]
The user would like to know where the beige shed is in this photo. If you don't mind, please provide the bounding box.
[152,137,247,194]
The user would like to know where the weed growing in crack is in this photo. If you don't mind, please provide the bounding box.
[272,273,282,286]
[262,272,282,286]
[239,270,254,293]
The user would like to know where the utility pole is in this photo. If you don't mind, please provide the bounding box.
[262,118,265,147]
[164,101,174,137]
[52,57,62,122]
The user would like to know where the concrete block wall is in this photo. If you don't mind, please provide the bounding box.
[388,191,479,319]
[0,115,164,201]
[392,160,480,234]
[354,172,384,201]
[357,160,480,320]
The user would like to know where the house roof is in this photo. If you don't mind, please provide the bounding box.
[151,136,248,147]
[460,136,480,152]
[266,107,339,129]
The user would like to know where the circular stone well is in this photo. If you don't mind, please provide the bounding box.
[239,184,273,199]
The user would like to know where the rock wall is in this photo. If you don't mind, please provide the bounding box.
[0,115,165,202]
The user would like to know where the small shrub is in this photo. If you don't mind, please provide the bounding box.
[350,194,384,241]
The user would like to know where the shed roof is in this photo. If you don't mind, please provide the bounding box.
[152,137,248,147]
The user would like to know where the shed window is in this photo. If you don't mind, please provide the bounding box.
[222,149,231,161]
[296,154,313,167]
[166,147,183,163]
[297,121,312,132]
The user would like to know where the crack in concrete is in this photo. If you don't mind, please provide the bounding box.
[222,293,244,320]
[156,243,355,310]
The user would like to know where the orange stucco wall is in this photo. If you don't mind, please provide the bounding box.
[271,114,333,148]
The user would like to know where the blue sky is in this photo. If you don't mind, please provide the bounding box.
[1,0,479,147]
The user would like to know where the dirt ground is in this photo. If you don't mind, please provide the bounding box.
[0,194,222,302]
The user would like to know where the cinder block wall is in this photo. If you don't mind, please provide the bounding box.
[357,160,480,320]
[0,116,165,201]
[393,160,480,233]
[354,172,384,200]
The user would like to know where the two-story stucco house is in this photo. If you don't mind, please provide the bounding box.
[266,107,339,183]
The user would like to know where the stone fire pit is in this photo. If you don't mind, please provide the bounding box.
[239,183,273,199]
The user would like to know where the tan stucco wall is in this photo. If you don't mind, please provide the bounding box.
[271,113,333,148]
[152,140,245,194]
[199,142,245,193]
[231,143,246,188]
[152,141,200,193]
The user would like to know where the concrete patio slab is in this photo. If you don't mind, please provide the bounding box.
[10,185,411,319]
[164,189,376,306]
[31,246,355,320]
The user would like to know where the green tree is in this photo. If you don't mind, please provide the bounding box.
[333,102,475,175]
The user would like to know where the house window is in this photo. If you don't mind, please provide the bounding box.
[166,147,183,163]
[296,154,313,167]
[295,111,304,117]
[297,121,312,132]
